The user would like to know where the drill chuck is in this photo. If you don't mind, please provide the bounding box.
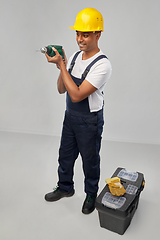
[40,47,48,54]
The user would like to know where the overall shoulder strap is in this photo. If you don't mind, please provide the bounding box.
[68,51,81,74]
[82,55,108,80]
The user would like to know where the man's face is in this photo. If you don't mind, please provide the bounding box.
[76,31,100,52]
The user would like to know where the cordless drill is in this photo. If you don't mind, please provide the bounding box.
[40,45,65,60]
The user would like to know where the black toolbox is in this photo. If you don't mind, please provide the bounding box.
[95,167,145,235]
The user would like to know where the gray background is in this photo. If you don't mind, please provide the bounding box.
[0,0,159,144]
[0,0,160,240]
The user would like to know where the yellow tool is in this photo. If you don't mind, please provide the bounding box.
[105,177,126,196]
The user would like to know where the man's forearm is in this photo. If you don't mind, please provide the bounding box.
[57,72,66,94]
[59,61,80,102]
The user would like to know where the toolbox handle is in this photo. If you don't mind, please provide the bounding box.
[128,204,136,216]
[136,180,145,196]
[120,179,127,189]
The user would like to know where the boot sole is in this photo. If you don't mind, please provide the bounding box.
[82,206,95,214]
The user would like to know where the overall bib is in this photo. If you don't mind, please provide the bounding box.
[57,51,107,196]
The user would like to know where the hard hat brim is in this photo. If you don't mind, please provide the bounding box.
[69,25,75,30]
[69,26,103,32]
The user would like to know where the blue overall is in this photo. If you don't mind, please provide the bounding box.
[57,52,108,196]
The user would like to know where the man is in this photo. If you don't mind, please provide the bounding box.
[44,7,112,214]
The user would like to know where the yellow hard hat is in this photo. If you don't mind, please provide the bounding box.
[69,7,104,32]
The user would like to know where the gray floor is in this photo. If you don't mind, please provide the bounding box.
[0,131,159,240]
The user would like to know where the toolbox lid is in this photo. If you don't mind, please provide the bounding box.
[117,169,138,182]
[126,185,138,195]
[102,192,126,209]
[96,168,144,217]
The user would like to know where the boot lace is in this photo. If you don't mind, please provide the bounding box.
[53,186,59,193]
[87,195,94,203]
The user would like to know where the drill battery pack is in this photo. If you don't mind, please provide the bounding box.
[95,167,145,235]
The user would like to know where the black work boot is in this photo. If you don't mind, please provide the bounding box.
[45,187,75,202]
[82,194,97,214]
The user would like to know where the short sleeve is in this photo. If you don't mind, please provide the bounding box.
[85,59,112,89]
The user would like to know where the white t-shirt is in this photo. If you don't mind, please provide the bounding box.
[67,50,112,112]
